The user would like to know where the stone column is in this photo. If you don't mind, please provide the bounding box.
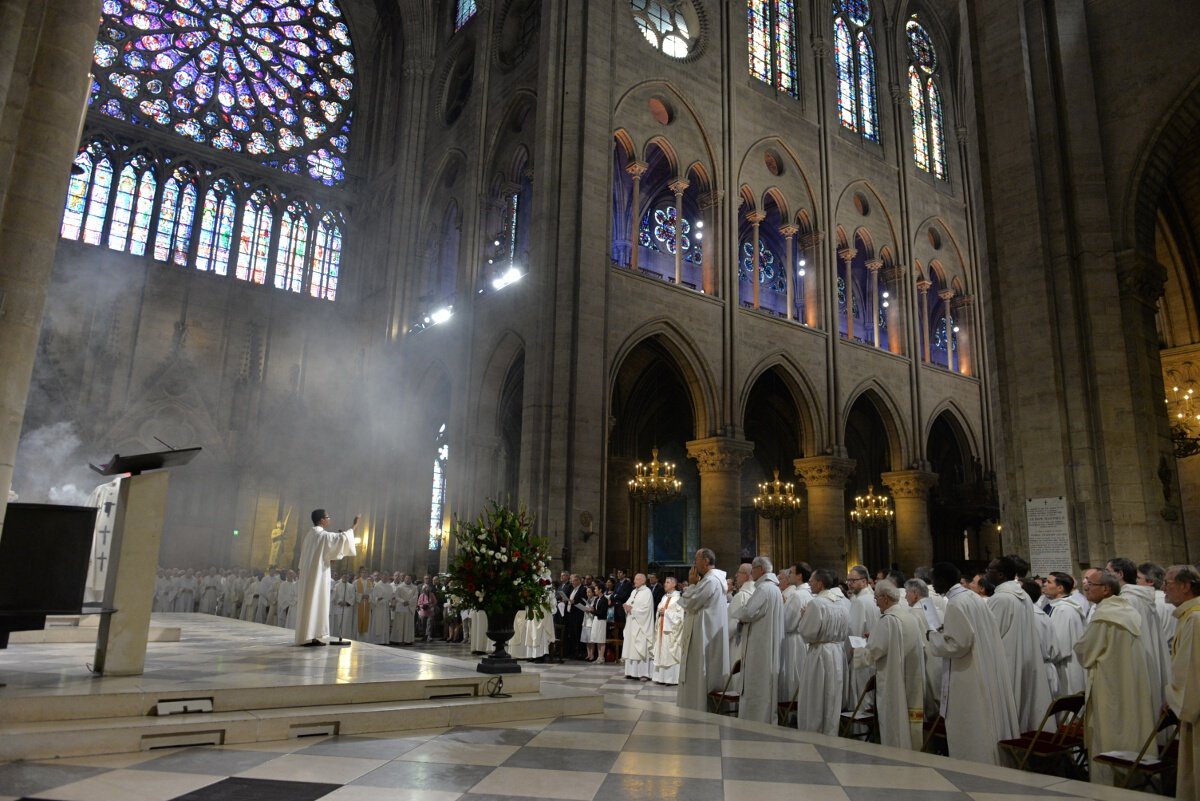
[668,177,688,284]
[801,232,822,328]
[953,294,974,376]
[938,288,956,371]
[746,210,765,309]
[882,264,905,355]
[780,223,799,321]
[686,436,754,569]
[866,257,883,348]
[625,160,647,273]
[881,470,938,572]
[916,278,932,363]
[0,2,101,533]
[697,189,721,295]
[839,247,857,340]
[794,455,856,569]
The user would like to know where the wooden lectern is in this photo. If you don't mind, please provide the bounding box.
[90,448,200,676]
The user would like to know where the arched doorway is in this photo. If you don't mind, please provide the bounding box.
[927,411,996,567]
[742,366,808,567]
[844,394,893,573]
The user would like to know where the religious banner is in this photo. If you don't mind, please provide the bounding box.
[1024,496,1073,576]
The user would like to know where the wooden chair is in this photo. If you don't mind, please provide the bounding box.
[777,682,801,727]
[997,692,1086,773]
[1094,707,1180,792]
[839,675,877,741]
[922,715,947,754]
[708,660,741,716]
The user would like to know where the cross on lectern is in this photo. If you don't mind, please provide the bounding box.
[95,553,107,572]
[98,526,111,545]
[103,501,115,515]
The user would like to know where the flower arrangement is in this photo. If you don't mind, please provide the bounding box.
[447,502,553,619]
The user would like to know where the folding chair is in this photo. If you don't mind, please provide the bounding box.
[998,692,1086,772]
[839,675,877,740]
[778,682,801,727]
[708,660,741,715]
[1094,707,1180,792]
[922,715,947,754]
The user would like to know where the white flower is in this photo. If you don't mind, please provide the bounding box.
[475,590,484,599]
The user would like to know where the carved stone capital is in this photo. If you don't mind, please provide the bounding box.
[915,279,932,293]
[698,189,724,210]
[881,469,938,500]
[793,455,856,488]
[865,258,884,272]
[955,125,969,145]
[668,178,690,195]
[779,223,800,238]
[1117,253,1167,308]
[888,82,903,106]
[951,293,974,310]
[745,210,766,225]
[838,247,857,265]
[626,160,649,179]
[937,289,955,302]
[686,436,755,474]
[882,265,906,284]
[811,36,827,57]
[800,232,823,249]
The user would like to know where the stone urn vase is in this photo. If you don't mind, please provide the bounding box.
[477,607,521,674]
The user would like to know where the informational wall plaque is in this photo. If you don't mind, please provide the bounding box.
[1025,496,1073,576]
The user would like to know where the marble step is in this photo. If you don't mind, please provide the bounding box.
[0,682,602,761]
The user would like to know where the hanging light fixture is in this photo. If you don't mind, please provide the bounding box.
[850,485,894,527]
[628,448,682,504]
[1165,363,1200,459]
[753,469,802,520]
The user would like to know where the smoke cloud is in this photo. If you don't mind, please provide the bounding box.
[12,421,97,506]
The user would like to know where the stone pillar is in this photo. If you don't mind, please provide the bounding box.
[0,2,101,533]
[794,455,856,569]
[916,278,932,363]
[801,232,821,328]
[625,160,647,273]
[881,470,938,572]
[866,257,883,348]
[883,265,905,355]
[746,210,765,309]
[938,288,956,371]
[780,223,799,321]
[953,294,974,376]
[839,247,857,340]
[698,189,722,296]
[687,436,754,569]
[668,177,688,284]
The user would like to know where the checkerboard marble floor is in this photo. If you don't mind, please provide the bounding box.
[0,637,1159,801]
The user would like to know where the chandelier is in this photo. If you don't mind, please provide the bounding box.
[850,485,894,527]
[628,448,682,504]
[1165,365,1200,459]
[753,469,802,520]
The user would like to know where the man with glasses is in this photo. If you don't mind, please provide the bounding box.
[845,565,880,713]
[294,509,359,646]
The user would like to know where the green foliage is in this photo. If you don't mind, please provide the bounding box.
[446,501,553,618]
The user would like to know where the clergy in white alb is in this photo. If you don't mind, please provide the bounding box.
[367,575,393,644]
[904,578,944,721]
[1042,571,1086,697]
[277,572,298,629]
[845,565,881,712]
[726,563,755,694]
[198,569,220,614]
[652,577,683,684]
[985,558,1053,732]
[621,574,655,679]
[779,565,813,706]
[1074,570,1154,785]
[391,575,417,644]
[1118,579,1171,724]
[925,563,1019,767]
[730,557,784,724]
[797,569,851,736]
[854,581,924,750]
[241,575,259,621]
[294,509,358,645]
[676,548,729,712]
[330,574,356,639]
[1164,565,1200,801]
[468,609,491,653]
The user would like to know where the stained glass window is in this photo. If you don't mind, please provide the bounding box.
[108,155,155,253]
[195,177,236,275]
[89,0,355,187]
[631,0,694,59]
[154,165,197,265]
[62,144,104,240]
[455,0,477,30]
[83,157,114,246]
[739,241,785,291]
[907,18,946,179]
[429,423,448,550]
[275,200,310,293]
[506,192,520,264]
[310,211,341,300]
[833,0,877,141]
[235,188,272,284]
[639,205,702,264]
[748,1,798,97]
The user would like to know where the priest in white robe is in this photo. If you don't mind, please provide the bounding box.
[798,568,851,736]
[854,580,924,750]
[905,578,943,721]
[652,577,683,684]
[276,571,298,629]
[241,575,259,621]
[779,564,813,707]
[730,556,784,724]
[1075,569,1154,785]
[622,573,655,679]
[676,548,729,712]
[391,575,418,644]
[294,509,358,645]
[1164,565,1200,801]
[726,563,755,694]
[368,574,394,644]
[984,558,1053,732]
[845,565,881,711]
[1110,561,1171,725]
[468,609,491,653]
[198,569,221,615]
[521,581,557,661]
[1042,571,1087,696]
[330,573,356,639]
[925,562,1020,766]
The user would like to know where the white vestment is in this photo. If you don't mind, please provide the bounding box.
[329,580,356,639]
[652,590,683,684]
[1120,583,1171,724]
[469,609,491,652]
[798,589,850,736]
[676,568,729,712]
[988,580,1053,731]
[926,584,1020,766]
[1046,596,1087,697]
[1075,594,1154,785]
[294,524,356,643]
[84,478,122,604]
[368,581,394,644]
[726,580,757,692]
[846,585,881,711]
[391,583,417,643]
[855,603,925,749]
[153,576,171,613]
[276,580,297,629]
[173,575,197,612]
[1156,588,1178,646]
[1166,596,1200,801]
[908,601,943,720]
[778,583,812,705]
[241,578,259,621]
[730,572,784,724]
[521,589,556,659]
[198,575,220,614]
[622,585,655,677]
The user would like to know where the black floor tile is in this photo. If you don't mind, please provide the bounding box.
[501,745,620,772]
[131,747,281,776]
[167,777,340,801]
[621,734,723,757]
[721,756,841,784]
[347,759,494,790]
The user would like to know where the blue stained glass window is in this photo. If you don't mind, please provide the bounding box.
[640,205,702,264]
[83,157,114,246]
[748,1,798,98]
[236,188,272,284]
[275,201,310,293]
[833,0,877,141]
[748,1,772,84]
[455,0,478,30]
[62,146,99,240]
[309,211,341,301]
[907,18,946,179]
[856,33,878,141]
[88,0,355,186]
[196,177,236,275]
[775,0,798,96]
[429,423,448,550]
[740,241,784,291]
[834,17,855,129]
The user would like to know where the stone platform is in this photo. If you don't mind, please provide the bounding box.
[0,614,600,761]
